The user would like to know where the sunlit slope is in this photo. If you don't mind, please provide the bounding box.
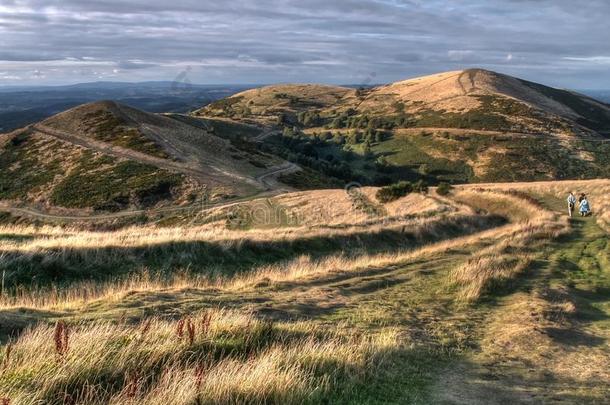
[196,69,610,184]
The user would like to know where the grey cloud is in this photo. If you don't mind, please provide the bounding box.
[0,0,608,88]
[116,61,159,70]
[0,52,62,62]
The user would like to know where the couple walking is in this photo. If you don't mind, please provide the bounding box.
[567,192,590,217]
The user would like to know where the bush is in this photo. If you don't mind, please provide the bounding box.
[413,180,428,194]
[376,181,413,203]
[436,182,453,196]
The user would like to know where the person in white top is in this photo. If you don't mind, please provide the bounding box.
[567,192,576,217]
[579,196,591,217]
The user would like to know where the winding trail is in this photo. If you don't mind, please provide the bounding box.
[1,124,300,222]
[0,187,287,223]
[31,124,255,186]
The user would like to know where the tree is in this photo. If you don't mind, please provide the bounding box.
[436,182,453,196]
[282,126,294,137]
[375,181,413,203]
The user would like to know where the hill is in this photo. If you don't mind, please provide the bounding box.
[0,101,288,213]
[196,69,610,185]
[0,82,253,132]
[0,179,608,403]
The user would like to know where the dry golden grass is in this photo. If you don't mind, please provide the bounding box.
[450,254,532,303]
[0,211,512,311]
[0,191,458,255]
[448,187,572,302]
[464,179,610,231]
[0,309,396,405]
[1,180,608,403]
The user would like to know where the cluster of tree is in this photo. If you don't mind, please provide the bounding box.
[268,129,357,182]
[267,125,440,188]
[297,111,323,127]
[326,113,412,130]
[283,125,389,150]
[375,180,428,203]
[436,182,454,196]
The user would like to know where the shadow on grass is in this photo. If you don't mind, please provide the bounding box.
[434,355,610,405]
[1,215,506,292]
[0,233,36,242]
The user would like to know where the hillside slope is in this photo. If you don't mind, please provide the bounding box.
[0,101,287,213]
[0,180,608,403]
[196,69,610,185]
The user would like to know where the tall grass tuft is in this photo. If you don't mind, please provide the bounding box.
[187,319,195,346]
[0,310,397,404]
[53,321,69,358]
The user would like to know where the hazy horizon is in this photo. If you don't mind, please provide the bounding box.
[0,71,609,93]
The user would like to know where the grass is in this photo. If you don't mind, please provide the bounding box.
[50,157,184,211]
[0,310,401,404]
[0,132,187,212]
[0,134,63,199]
[0,210,500,297]
[278,167,342,190]
[83,110,169,158]
[0,179,608,403]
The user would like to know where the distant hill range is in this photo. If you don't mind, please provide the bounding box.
[1,69,609,213]
[0,81,254,132]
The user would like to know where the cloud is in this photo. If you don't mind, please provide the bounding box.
[563,56,610,64]
[0,0,609,88]
[116,60,159,70]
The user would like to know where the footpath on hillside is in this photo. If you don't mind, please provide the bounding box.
[435,195,610,404]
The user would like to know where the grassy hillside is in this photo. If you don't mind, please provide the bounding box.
[0,179,608,403]
[0,130,193,212]
[196,69,610,186]
[0,101,292,213]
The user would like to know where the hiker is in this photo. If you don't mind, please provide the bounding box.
[579,195,591,217]
[567,192,577,217]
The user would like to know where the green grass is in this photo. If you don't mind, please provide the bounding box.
[83,111,169,158]
[541,198,610,330]
[372,134,473,183]
[0,134,63,199]
[50,154,183,211]
[0,214,503,297]
[278,167,343,190]
[314,239,489,403]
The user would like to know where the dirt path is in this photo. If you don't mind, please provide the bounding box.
[252,128,281,142]
[31,124,253,185]
[433,197,610,404]
[0,163,299,223]
[255,161,299,190]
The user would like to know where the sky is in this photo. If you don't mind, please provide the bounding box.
[0,0,609,89]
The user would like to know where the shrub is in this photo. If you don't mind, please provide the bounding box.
[413,180,428,194]
[376,181,413,203]
[436,182,453,196]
